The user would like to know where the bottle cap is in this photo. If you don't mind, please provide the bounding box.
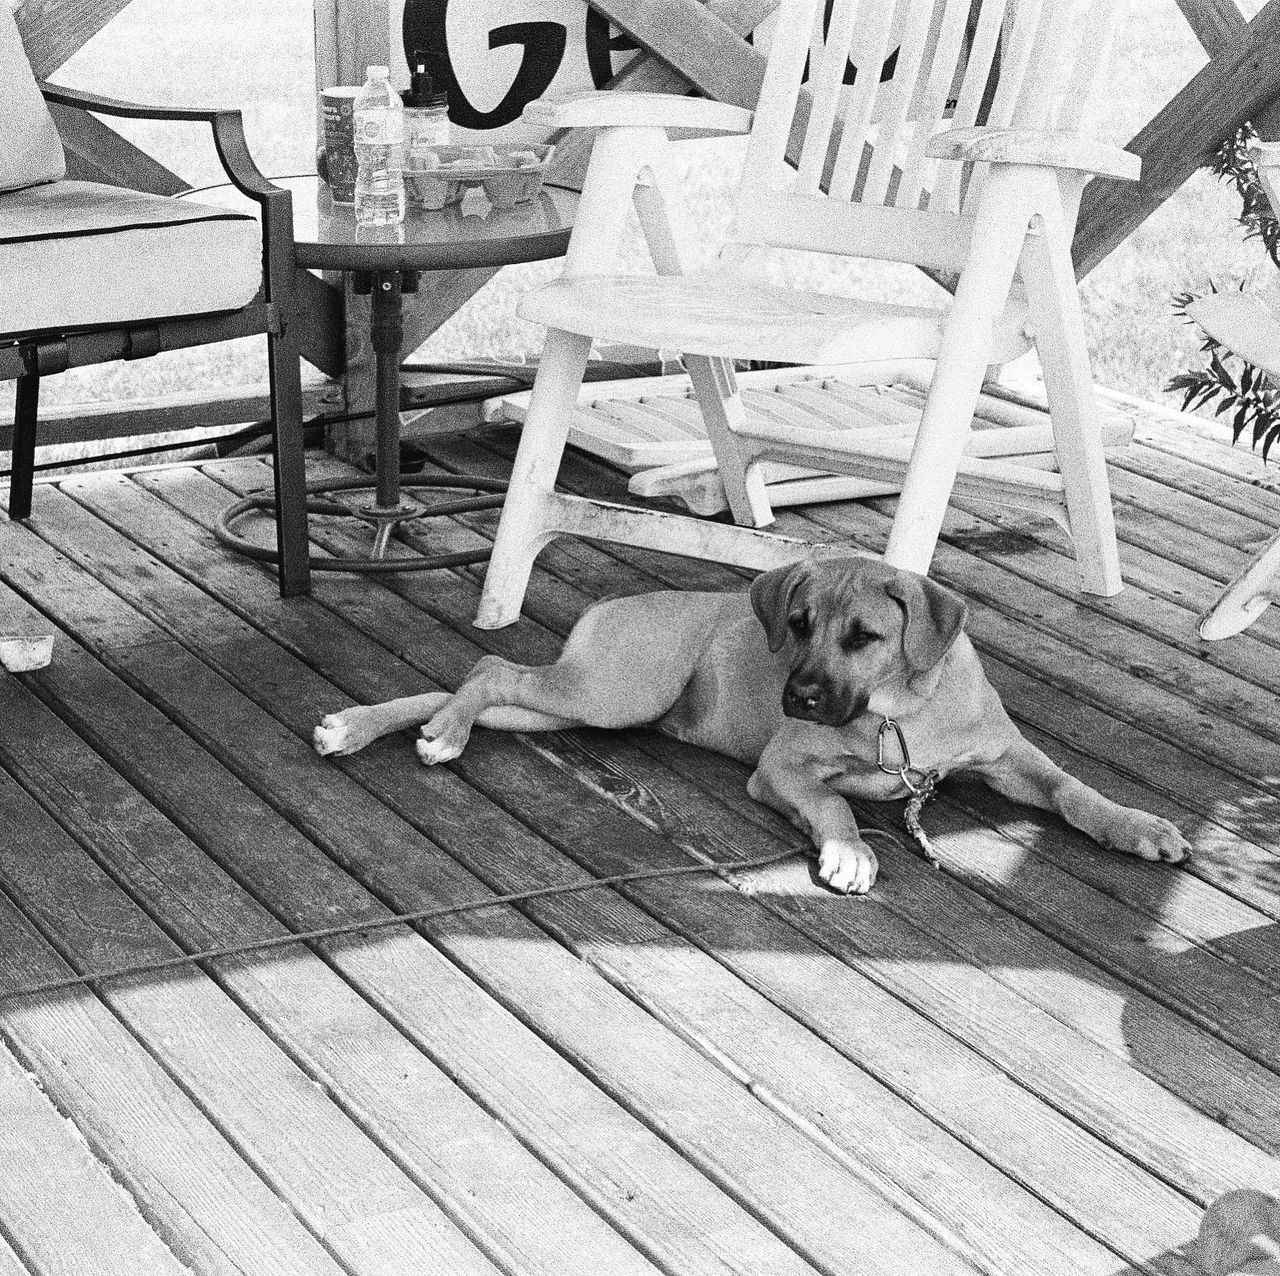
[411,49,448,108]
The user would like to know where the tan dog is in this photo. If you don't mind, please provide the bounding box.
[314,557,1190,893]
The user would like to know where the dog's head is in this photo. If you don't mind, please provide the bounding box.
[749,557,968,726]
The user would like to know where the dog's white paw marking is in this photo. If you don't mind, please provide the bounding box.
[1108,810,1191,863]
[416,732,464,766]
[817,838,878,895]
[314,711,360,756]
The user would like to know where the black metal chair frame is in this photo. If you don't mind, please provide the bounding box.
[0,84,310,596]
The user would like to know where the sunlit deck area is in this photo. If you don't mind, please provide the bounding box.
[1,406,1278,1276]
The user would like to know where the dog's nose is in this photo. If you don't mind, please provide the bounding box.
[784,680,826,718]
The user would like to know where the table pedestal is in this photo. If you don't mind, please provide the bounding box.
[215,266,508,573]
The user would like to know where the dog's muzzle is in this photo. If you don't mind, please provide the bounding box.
[783,675,866,725]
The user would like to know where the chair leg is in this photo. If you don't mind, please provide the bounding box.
[883,217,1031,577]
[8,373,39,521]
[685,355,774,527]
[266,321,311,597]
[475,328,593,629]
[1019,211,1123,597]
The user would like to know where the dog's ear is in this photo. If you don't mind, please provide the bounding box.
[885,571,967,674]
[750,561,808,652]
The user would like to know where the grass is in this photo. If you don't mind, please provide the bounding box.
[6,0,1277,475]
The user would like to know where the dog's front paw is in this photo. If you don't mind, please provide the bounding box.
[817,838,878,895]
[1103,808,1190,863]
[314,710,369,757]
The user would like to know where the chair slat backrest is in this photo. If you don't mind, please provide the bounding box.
[736,0,1123,267]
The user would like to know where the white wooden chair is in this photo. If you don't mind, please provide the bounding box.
[1185,142,1280,640]
[474,0,1140,630]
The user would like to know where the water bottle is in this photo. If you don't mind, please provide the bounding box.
[354,65,405,227]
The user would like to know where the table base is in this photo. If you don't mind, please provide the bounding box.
[214,473,508,573]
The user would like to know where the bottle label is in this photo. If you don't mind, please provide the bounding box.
[355,108,405,147]
[405,109,449,152]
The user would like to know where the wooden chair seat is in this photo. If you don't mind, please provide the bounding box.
[518,273,949,366]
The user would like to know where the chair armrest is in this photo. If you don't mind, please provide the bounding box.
[523,90,753,136]
[39,82,284,204]
[39,81,234,123]
[926,126,1140,182]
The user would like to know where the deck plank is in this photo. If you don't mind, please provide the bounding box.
[0,680,501,1276]
[0,667,661,1276]
[130,471,1185,1275]
[0,1041,184,1276]
[0,876,346,1275]
[0,1237,30,1276]
[403,440,1280,1144]
[474,440,1280,1046]
[38,474,985,1276]
[1,403,1277,1276]
[132,453,1249,1269]
[0,523,808,1276]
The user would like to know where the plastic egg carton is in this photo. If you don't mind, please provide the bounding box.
[405,143,555,210]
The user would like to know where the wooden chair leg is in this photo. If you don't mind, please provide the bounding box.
[8,373,39,521]
[266,322,311,597]
[474,328,593,630]
[685,355,774,527]
[1019,210,1123,598]
[883,191,1030,576]
[1199,526,1280,638]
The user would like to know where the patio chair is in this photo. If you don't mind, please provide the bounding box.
[474,0,1139,630]
[0,5,309,596]
[1184,142,1280,641]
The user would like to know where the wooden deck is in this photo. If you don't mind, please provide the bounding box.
[1,400,1278,1276]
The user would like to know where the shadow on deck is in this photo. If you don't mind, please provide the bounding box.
[0,409,1278,1276]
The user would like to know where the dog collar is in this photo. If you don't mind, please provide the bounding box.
[876,717,933,796]
[876,717,942,870]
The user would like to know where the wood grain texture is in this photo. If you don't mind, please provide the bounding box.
[0,494,826,1276]
[38,474,974,1276]
[176,451,1269,1269]
[193,465,1173,1276]
[3,387,1279,1274]
[14,0,134,78]
[0,1038,184,1276]
[0,658,656,1276]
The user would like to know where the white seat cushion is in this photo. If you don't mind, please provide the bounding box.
[517,273,948,366]
[0,180,262,337]
[0,4,65,193]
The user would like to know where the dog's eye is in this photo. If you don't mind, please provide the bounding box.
[842,627,880,652]
[787,611,810,638]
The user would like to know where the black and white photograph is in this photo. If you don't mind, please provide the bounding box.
[2,0,1279,1270]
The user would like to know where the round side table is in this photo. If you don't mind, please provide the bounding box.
[191,174,577,573]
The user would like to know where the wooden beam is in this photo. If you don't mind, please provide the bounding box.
[295,271,345,379]
[1173,0,1280,139]
[1073,0,1280,277]
[0,381,338,452]
[47,102,188,194]
[14,0,137,78]
[586,0,766,110]
[1171,0,1245,52]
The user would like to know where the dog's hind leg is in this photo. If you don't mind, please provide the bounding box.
[416,653,589,764]
[417,605,701,765]
[315,692,454,757]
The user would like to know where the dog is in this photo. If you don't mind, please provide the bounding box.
[313,556,1190,894]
